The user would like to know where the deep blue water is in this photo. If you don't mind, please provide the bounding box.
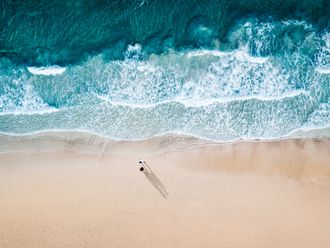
[0,0,329,141]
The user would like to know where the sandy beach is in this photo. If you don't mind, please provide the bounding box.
[0,135,329,248]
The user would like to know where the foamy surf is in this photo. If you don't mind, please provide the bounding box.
[96,90,309,108]
[0,18,329,142]
[27,66,66,76]
[315,67,330,74]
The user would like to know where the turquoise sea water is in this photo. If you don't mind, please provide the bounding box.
[0,0,329,141]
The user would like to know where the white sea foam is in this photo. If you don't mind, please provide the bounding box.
[0,74,56,114]
[315,67,330,74]
[186,49,268,63]
[27,66,66,75]
[187,49,228,57]
[96,90,309,108]
[0,108,59,116]
[315,32,330,74]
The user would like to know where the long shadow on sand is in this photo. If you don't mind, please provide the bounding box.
[142,162,169,199]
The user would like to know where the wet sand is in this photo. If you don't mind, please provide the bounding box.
[0,137,330,248]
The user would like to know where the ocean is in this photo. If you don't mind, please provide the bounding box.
[0,0,329,141]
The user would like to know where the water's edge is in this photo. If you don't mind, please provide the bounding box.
[0,129,329,155]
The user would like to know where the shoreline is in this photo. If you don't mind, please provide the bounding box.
[0,129,329,154]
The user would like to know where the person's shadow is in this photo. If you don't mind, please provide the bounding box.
[140,161,169,199]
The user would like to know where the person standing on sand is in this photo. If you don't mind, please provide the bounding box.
[139,160,145,171]
[139,160,151,173]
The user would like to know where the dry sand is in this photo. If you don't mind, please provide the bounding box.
[0,137,330,248]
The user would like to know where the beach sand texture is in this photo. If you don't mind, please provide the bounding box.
[0,137,330,248]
